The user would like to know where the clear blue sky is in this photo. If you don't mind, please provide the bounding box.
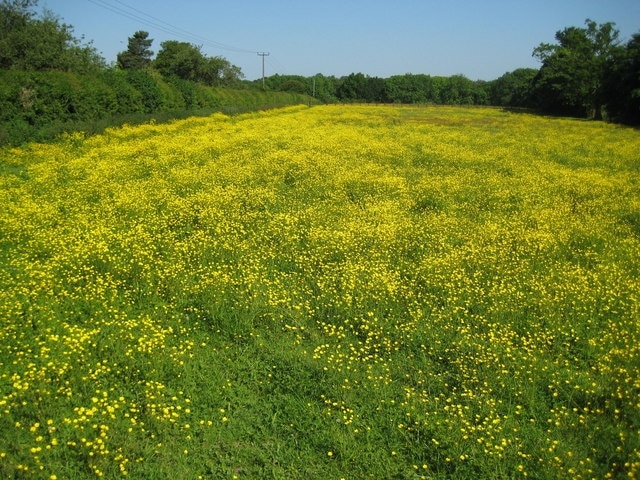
[42,0,640,81]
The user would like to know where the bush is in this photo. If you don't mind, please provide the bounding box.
[0,70,29,123]
[192,82,222,109]
[169,77,197,109]
[125,69,165,113]
[0,68,317,146]
[151,71,186,111]
[100,70,144,114]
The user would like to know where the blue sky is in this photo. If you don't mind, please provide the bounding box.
[42,0,640,81]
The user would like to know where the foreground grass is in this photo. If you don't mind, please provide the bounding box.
[1,105,639,479]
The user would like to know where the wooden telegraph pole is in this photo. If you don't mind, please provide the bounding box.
[257,52,270,89]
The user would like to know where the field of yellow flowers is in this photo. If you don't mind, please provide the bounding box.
[1,104,639,479]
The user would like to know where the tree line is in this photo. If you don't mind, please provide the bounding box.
[0,0,244,83]
[0,0,316,144]
[262,73,490,106]
[262,20,640,125]
[1,0,639,133]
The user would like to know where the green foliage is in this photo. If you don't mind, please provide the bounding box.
[0,66,317,145]
[117,31,154,70]
[489,68,538,107]
[140,69,187,110]
[124,69,166,112]
[202,56,244,87]
[0,0,104,72]
[601,33,640,124]
[0,69,32,144]
[385,74,435,103]
[154,40,243,86]
[439,74,488,105]
[336,72,367,100]
[0,69,131,143]
[336,73,389,102]
[99,70,144,114]
[1,105,639,479]
[262,74,339,102]
[276,72,491,105]
[280,79,308,94]
[168,77,198,109]
[154,40,202,81]
[12,71,106,123]
[264,74,315,96]
[533,19,620,118]
[191,83,223,109]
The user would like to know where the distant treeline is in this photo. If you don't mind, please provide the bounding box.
[259,20,640,125]
[1,0,638,147]
[260,73,493,106]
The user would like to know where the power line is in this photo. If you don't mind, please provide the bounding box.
[87,0,258,54]
[110,0,257,54]
[87,0,191,39]
[269,55,290,75]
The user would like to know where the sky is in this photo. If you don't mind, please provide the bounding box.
[41,0,640,81]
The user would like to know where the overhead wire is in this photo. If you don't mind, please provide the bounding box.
[86,0,296,81]
[269,55,290,76]
[87,0,259,54]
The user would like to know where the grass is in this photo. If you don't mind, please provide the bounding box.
[1,104,639,479]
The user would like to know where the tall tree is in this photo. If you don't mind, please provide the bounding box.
[154,40,242,85]
[601,33,640,124]
[532,19,620,118]
[364,76,389,103]
[117,31,153,70]
[0,0,37,68]
[337,72,368,101]
[199,56,243,86]
[0,0,104,72]
[154,41,203,80]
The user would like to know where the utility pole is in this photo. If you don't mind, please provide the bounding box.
[257,52,270,90]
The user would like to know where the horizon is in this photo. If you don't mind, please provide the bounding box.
[42,0,640,81]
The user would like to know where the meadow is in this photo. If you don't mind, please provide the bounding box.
[0,104,639,479]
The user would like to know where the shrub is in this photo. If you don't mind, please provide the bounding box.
[125,69,165,113]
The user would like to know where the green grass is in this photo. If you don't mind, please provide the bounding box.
[1,105,639,479]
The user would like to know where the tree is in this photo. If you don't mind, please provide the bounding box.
[219,62,243,85]
[532,19,620,118]
[489,68,537,107]
[601,33,640,124]
[385,74,434,103]
[0,0,37,69]
[364,76,389,103]
[279,78,308,94]
[439,75,486,105]
[117,31,153,70]
[0,0,104,72]
[337,72,368,101]
[335,73,388,102]
[309,74,338,103]
[154,41,202,80]
[154,40,243,86]
[199,56,243,86]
